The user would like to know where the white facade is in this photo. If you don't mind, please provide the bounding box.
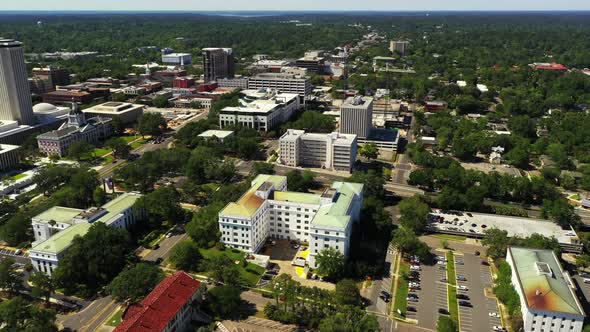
[248,73,312,96]
[507,247,585,332]
[0,144,20,171]
[162,53,192,66]
[0,39,34,125]
[340,96,374,139]
[219,92,300,132]
[279,129,357,172]
[218,175,363,268]
[390,40,410,55]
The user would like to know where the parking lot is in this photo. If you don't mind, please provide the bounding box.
[405,251,449,330]
[454,253,503,332]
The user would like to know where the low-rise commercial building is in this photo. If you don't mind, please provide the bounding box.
[507,247,585,332]
[198,130,234,142]
[219,92,300,132]
[37,105,112,157]
[82,101,145,124]
[279,129,357,173]
[218,174,363,268]
[115,271,202,332]
[29,192,144,275]
[0,144,20,171]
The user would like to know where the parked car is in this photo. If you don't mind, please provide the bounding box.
[457,275,467,281]
[457,285,468,291]
[456,261,464,265]
[489,312,500,318]
[410,265,421,271]
[440,278,448,283]
[407,297,418,302]
[482,261,490,266]
[493,326,507,332]
[459,301,472,307]
[438,308,449,315]
[438,266,446,270]
[407,306,417,312]
[457,294,469,300]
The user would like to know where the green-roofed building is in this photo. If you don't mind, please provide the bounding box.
[218,174,363,268]
[29,192,144,275]
[507,247,585,332]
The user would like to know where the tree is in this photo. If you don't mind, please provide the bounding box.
[169,241,203,272]
[190,100,203,109]
[0,213,30,247]
[390,227,430,259]
[108,263,164,303]
[251,162,275,177]
[206,255,242,286]
[505,146,530,169]
[318,305,380,332]
[437,315,458,332]
[0,258,21,295]
[546,143,571,170]
[359,143,379,161]
[110,116,125,135]
[93,187,107,206]
[152,95,169,108]
[206,285,242,319]
[136,186,183,223]
[30,272,55,305]
[335,279,361,306]
[106,137,131,159]
[53,223,132,294]
[138,113,167,137]
[398,195,430,234]
[286,170,315,192]
[67,141,94,160]
[481,228,510,259]
[33,165,71,195]
[0,297,57,332]
[186,202,224,247]
[315,248,345,279]
[543,198,581,229]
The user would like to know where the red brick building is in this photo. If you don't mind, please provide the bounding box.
[115,271,202,332]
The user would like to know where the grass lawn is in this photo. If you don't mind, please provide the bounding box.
[446,251,459,324]
[199,247,265,287]
[393,259,410,318]
[430,234,467,242]
[9,173,28,181]
[106,307,124,327]
[130,138,149,149]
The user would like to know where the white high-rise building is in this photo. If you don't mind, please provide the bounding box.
[0,39,34,125]
[218,175,363,268]
[279,129,357,173]
[340,96,373,139]
[389,40,410,55]
[507,247,585,332]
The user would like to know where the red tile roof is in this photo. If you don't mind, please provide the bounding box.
[534,63,568,71]
[114,271,201,332]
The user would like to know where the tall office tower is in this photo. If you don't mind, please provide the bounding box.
[32,66,70,89]
[0,39,34,125]
[340,96,373,139]
[202,48,235,82]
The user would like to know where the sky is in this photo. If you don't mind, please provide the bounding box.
[1,0,590,12]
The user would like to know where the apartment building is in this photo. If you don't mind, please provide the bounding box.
[218,174,363,268]
[219,92,300,132]
[340,96,373,139]
[29,193,144,275]
[507,247,585,332]
[248,73,312,97]
[279,129,357,173]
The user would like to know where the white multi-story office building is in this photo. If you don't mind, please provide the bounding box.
[248,73,312,97]
[219,92,300,132]
[390,40,410,55]
[507,247,585,332]
[218,174,363,268]
[279,129,357,173]
[340,96,373,139]
[29,192,145,275]
[161,53,192,66]
[0,39,34,125]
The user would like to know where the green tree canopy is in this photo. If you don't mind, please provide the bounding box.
[108,263,164,303]
[138,113,167,137]
[169,241,203,272]
[315,247,345,279]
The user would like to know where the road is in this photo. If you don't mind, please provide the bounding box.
[364,245,395,331]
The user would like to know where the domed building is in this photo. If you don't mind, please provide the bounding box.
[32,102,70,124]
[36,103,112,157]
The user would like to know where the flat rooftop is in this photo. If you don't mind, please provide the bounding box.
[272,191,321,205]
[220,175,286,218]
[311,182,363,230]
[342,96,373,108]
[198,130,234,139]
[97,192,142,225]
[84,102,144,114]
[367,128,399,143]
[33,206,83,224]
[429,210,579,245]
[31,222,91,255]
[509,247,584,316]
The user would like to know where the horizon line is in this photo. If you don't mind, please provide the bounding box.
[2,9,590,13]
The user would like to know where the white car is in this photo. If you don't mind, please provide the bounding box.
[410,265,421,271]
[437,260,446,265]
[457,285,468,291]
[493,326,506,332]
[489,312,500,318]
[409,282,420,287]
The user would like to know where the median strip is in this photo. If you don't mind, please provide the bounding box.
[446,251,459,324]
[393,258,409,318]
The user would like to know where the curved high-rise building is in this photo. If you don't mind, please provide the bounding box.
[0,39,34,125]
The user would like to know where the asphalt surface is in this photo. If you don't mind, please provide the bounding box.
[364,245,395,331]
[406,255,448,330]
[455,253,502,332]
[58,295,116,332]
